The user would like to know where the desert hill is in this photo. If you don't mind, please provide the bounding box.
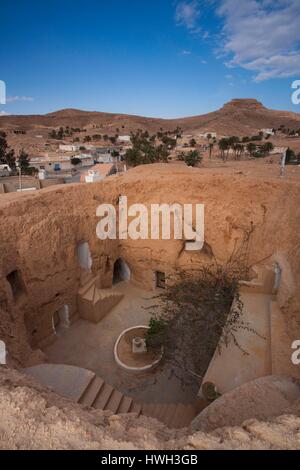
[174,99,300,135]
[1,99,300,136]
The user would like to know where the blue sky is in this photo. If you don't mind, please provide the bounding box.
[0,0,300,117]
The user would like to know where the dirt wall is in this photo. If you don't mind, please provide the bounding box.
[0,164,299,366]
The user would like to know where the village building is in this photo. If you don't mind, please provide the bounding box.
[117,135,131,143]
[0,164,12,176]
[81,163,117,183]
[261,128,275,136]
[59,144,80,152]
[198,132,217,139]
[30,152,95,173]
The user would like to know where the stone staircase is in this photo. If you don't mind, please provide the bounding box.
[142,402,200,429]
[24,364,200,429]
[77,275,124,323]
[78,374,201,427]
[78,373,142,415]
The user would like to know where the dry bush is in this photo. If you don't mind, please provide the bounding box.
[146,230,262,383]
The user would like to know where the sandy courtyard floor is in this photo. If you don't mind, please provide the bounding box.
[43,281,199,405]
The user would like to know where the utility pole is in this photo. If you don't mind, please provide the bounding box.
[16,161,22,191]
[280,149,287,177]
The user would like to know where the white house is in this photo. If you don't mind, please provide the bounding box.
[94,147,121,163]
[30,156,73,172]
[59,144,80,152]
[82,163,116,183]
[96,154,117,163]
[199,132,217,139]
[84,169,103,183]
[0,164,12,176]
[261,128,275,136]
[117,135,131,143]
[38,169,47,180]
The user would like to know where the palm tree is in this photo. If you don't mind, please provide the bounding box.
[233,143,244,160]
[261,142,274,156]
[208,142,214,159]
[247,142,256,157]
[184,150,202,167]
[218,138,229,161]
[206,134,215,159]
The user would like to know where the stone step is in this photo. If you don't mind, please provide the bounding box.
[24,364,198,428]
[153,404,170,421]
[93,288,101,304]
[159,404,177,426]
[104,390,124,414]
[117,396,133,414]
[169,403,196,428]
[142,402,197,429]
[177,404,198,427]
[78,376,104,407]
[78,277,96,296]
[142,403,158,418]
[79,282,124,305]
[84,285,96,302]
[168,405,186,429]
[129,402,142,415]
[93,382,114,410]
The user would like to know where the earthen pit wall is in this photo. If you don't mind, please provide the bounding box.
[0,164,299,365]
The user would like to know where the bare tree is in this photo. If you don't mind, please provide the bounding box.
[146,228,261,384]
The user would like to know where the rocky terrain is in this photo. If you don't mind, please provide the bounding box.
[0,368,300,450]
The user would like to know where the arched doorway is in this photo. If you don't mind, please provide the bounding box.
[52,305,70,335]
[6,269,26,302]
[155,271,166,289]
[113,259,131,284]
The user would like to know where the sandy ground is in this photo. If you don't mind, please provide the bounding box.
[43,281,199,405]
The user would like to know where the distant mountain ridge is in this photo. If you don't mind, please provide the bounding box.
[1,99,300,136]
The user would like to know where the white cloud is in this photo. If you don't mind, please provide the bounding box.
[242,53,300,81]
[0,110,10,116]
[179,49,192,55]
[175,1,201,30]
[6,96,34,103]
[216,0,300,81]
